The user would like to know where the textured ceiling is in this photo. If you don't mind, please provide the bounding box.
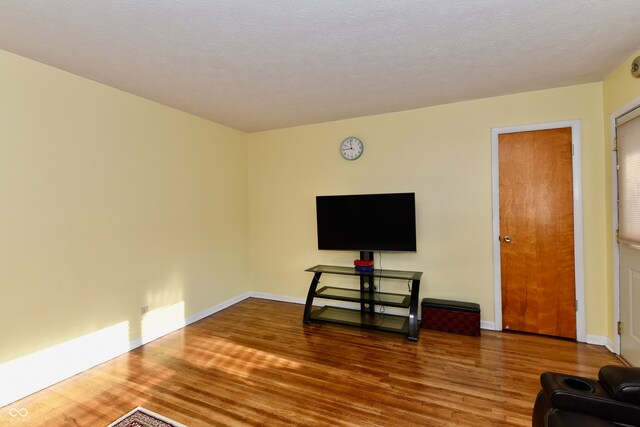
[1,1,639,132]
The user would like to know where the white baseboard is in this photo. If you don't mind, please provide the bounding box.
[0,321,134,409]
[250,292,305,305]
[604,338,617,355]
[481,320,497,331]
[586,334,618,355]
[586,334,608,346]
[186,292,252,325]
[0,291,616,408]
[0,291,253,408]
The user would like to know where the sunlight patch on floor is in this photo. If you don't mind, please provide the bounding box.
[189,336,301,379]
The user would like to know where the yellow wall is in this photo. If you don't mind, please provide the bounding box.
[0,50,250,363]
[602,49,640,342]
[4,42,633,369]
[248,83,607,336]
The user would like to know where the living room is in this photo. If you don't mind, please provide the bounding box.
[1,2,640,425]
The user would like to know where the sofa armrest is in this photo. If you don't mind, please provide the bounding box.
[541,372,640,426]
[599,365,640,406]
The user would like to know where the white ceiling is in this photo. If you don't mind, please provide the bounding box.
[1,1,639,132]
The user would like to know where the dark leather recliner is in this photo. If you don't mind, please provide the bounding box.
[532,365,640,426]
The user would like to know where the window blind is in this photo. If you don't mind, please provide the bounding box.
[617,108,640,245]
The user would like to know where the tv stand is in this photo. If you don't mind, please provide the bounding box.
[303,257,422,341]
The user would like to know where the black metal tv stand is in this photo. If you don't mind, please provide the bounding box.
[303,252,422,341]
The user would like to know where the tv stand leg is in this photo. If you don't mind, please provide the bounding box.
[303,272,322,323]
[408,279,421,341]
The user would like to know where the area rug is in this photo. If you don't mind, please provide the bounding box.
[107,406,188,427]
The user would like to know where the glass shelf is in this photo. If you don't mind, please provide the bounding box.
[305,265,422,281]
[304,264,422,341]
[310,306,409,334]
[315,286,411,308]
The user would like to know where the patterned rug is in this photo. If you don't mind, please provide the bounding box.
[107,407,188,427]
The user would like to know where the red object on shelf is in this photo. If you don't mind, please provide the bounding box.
[354,259,374,267]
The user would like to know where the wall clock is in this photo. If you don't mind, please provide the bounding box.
[340,136,364,160]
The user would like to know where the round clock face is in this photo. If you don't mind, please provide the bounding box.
[340,136,364,160]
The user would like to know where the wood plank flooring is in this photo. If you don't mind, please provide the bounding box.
[2,298,623,426]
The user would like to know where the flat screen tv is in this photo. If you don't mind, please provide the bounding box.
[316,192,416,252]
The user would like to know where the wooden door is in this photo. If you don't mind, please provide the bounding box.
[499,128,576,339]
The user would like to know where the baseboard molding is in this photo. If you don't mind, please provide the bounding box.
[481,320,497,331]
[0,321,133,409]
[0,291,615,408]
[586,334,608,346]
[185,292,252,325]
[604,338,617,355]
[0,291,253,408]
[250,292,306,305]
[585,334,617,354]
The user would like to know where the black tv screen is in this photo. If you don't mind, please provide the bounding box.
[316,193,417,252]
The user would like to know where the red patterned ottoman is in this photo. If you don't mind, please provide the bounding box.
[421,298,481,337]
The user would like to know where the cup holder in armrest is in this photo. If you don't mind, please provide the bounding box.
[562,377,595,393]
[541,372,605,397]
[541,372,613,411]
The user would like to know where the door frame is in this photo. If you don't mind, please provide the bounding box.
[610,96,640,355]
[491,120,586,342]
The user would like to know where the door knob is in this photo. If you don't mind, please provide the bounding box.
[503,235,511,243]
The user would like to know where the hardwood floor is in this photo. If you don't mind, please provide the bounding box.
[3,298,622,426]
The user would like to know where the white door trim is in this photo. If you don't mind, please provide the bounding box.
[610,96,640,355]
[491,120,586,342]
